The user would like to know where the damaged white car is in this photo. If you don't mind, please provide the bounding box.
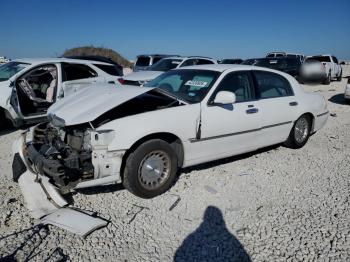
[12,65,329,231]
[0,58,122,128]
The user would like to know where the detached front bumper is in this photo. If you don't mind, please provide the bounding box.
[11,131,68,218]
[11,129,108,236]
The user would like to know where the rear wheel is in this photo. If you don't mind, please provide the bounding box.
[336,70,342,81]
[284,115,311,149]
[323,73,331,85]
[123,139,178,198]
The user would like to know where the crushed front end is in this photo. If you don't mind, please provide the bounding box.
[23,123,95,190]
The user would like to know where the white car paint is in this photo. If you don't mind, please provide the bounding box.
[305,55,342,80]
[17,64,328,188]
[122,56,217,85]
[0,58,121,126]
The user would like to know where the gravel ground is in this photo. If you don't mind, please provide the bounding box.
[0,67,349,261]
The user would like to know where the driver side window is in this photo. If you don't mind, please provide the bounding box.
[212,71,254,103]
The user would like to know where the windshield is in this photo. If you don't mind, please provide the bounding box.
[0,62,30,82]
[144,69,220,103]
[148,59,182,71]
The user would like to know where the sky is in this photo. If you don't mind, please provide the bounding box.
[1,0,350,61]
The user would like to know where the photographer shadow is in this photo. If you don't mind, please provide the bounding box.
[174,206,251,262]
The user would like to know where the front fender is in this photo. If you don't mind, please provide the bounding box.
[97,104,200,151]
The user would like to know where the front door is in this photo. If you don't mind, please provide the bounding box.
[193,71,261,163]
[59,63,101,98]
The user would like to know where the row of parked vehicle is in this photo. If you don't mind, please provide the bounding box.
[6,53,330,202]
[129,53,342,86]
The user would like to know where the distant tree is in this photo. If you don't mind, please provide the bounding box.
[62,46,132,67]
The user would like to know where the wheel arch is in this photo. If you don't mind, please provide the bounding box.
[120,132,184,179]
[301,112,315,132]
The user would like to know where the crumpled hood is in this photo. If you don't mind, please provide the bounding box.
[122,70,163,81]
[48,84,153,126]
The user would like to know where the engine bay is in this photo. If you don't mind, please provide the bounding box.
[27,123,94,189]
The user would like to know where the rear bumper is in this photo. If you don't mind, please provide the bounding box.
[300,73,327,82]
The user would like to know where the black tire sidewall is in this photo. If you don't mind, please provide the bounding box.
[123,139,178,198]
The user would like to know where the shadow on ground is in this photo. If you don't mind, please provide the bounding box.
[329,94,349,105]
[182,144,280,174]
[0,225,69,261]
[75,183,125,195]
[174,206,251,262]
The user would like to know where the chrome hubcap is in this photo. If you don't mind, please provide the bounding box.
[138,150,171,190]
[294,118,309,143]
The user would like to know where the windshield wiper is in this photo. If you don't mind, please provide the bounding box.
[154,88,188,104]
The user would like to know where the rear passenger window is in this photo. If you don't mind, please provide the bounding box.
[212,71,253,102]
[253,71,293,99]
[62,64,97,81]
[93,64,122,76]
[197,59,215,65]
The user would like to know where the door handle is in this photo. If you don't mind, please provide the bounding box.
[246,108,259,114]
[289,102,298,106]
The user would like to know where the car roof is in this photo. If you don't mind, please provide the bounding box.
[172,64,297,75]
[163,56,216,61]
[137,54,179,58]
[172,64,254,72]
[14,57,113,66]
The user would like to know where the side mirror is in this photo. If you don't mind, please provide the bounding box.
[213,91,236,105]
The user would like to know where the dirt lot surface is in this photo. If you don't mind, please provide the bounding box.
[0,67,349,261]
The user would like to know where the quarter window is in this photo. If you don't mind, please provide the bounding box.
[212,71,253,102]
[62,63,97,81]
[253,71,293,99]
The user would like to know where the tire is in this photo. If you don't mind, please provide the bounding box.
[336,70,342,81]
[123,139,178,198]
[323,73,331,85]
[284,115,311,149]
[0,109,9,129]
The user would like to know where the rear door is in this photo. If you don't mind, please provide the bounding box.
[252,70,297,147]
[60,63,100,98]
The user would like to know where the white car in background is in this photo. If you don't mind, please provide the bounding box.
[120,56,217,86]
[0,56,11,64]
[345,78,350,102]
[13,64,329,213]
[300,55,342,84]
[0,58,122,128]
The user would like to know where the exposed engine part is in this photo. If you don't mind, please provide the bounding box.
[27,123,94,188]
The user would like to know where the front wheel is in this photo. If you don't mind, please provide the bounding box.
[284,115,311,149]
[123,139,178,198]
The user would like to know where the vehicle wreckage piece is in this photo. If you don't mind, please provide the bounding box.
[13,135,108,236]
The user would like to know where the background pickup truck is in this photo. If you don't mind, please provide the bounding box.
[301,55,342,84]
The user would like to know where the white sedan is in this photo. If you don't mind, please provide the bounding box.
[13,64,329,202]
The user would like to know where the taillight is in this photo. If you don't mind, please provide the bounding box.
[117,78,125,85]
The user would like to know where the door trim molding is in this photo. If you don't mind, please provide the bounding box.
[189,121,292,143]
